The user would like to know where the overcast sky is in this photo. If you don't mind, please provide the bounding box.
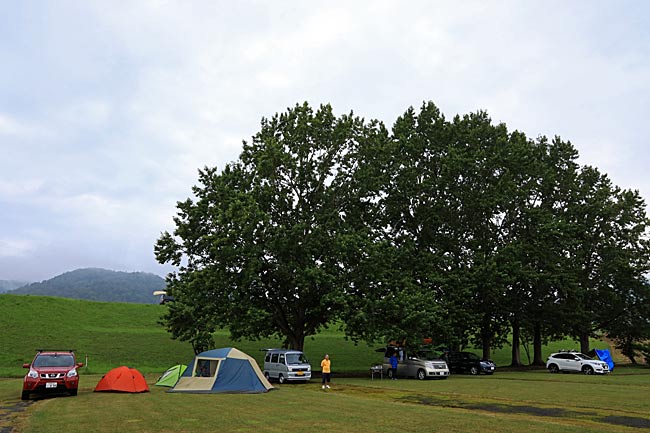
[1,1,648,282]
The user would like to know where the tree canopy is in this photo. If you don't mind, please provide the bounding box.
[156,101,650,361]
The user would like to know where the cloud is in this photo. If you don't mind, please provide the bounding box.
[0,0,648,280]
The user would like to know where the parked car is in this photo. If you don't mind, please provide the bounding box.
[262,349,311,384]
[22,350,84,400]
[380,346,449,380]
[546,351,610,375]
[441,351,496,375]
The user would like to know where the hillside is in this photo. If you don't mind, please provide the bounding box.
[0,294,617,379]
[0,294,379,377]
[9,268,165,304]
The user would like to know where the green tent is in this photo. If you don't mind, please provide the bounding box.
[155,364,187,387]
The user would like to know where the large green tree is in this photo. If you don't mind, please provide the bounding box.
[561,168,650,353]
[156,103,374,351]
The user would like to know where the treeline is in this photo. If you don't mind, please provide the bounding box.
[10,268,166,304]
[156,102,650,364]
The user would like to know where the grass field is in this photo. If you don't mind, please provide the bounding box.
[1,294,648,432]
[2,369,649,433]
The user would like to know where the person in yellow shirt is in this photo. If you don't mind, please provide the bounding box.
[321,354,331,389]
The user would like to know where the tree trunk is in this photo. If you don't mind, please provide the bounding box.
[532,322,545,365]
[510,316,522,366]
[579,331,590,354]
[481,314,492,359]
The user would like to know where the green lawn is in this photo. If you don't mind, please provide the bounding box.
[2,369,649,433]
[2,294,649,432]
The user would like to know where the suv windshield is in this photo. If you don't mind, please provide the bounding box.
[33,354,75,367]
[286,353,308,365]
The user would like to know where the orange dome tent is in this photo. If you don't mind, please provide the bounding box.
[94,366,149,393]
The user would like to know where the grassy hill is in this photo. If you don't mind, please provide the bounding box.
[0,294,613,378]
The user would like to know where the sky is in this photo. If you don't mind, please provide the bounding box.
[1,1,649,282]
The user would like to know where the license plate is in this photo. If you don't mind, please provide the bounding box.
[45,382,58,389]
[296,371,304,376]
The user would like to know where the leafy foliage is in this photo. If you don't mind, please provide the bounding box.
[157,101,650,361]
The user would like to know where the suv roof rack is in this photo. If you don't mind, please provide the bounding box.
[36,349,76,353]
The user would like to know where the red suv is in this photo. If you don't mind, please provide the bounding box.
[22,350,84,400]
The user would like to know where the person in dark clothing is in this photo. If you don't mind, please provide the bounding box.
[389,352,398,379]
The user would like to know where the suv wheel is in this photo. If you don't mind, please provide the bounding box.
[548,364,559,374]
[21,391,30,401]
[278,374,286,384]
[469,366,479,375]
[582,366,594,375]
[416,369,426,380]
[69,388,78,396]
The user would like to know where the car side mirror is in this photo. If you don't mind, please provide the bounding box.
[23,363,30,368]
[77,363,84,368]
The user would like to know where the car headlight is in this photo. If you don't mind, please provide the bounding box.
[67,369,78,378]
[28,369,38,379]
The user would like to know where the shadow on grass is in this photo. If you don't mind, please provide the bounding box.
[400,395,650,429]
[0,400,34,433]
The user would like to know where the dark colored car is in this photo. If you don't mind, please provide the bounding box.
[442,351,496,375]
[22,350,84,400]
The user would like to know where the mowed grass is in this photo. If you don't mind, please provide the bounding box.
[2,294,650,432]
[2,369,649,433]
[0,294,383,377]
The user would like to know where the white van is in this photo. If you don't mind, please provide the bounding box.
[263,349,311,384]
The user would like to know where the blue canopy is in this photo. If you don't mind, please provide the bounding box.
[595,349,615,371]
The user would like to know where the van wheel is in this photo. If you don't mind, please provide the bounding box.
[264,372,270,380]
[278,374,286,384]
[416,369,426,380]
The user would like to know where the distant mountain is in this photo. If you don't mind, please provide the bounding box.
[9,268,166,304]
[0,280,31,293]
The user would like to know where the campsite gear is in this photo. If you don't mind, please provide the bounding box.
[595,349,615,371]
[94,366,149,393]
[169,347,273,394]
[155,364,187,387]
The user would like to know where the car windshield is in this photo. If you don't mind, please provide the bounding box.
[33,354,75,367]
[413,350,440,361]
[286,353,308,365]
[575,353,593,360]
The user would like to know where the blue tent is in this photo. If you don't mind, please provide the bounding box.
[595,349,615,371]
[169,347,273,394]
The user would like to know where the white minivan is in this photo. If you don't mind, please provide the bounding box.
[263,349,311,384]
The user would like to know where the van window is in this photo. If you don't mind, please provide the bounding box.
[265,353,270,362]
[271,353,279,363]
[279,354,286,364]
[286,353,309,365]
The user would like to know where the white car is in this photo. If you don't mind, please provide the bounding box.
[546,351,610,375]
